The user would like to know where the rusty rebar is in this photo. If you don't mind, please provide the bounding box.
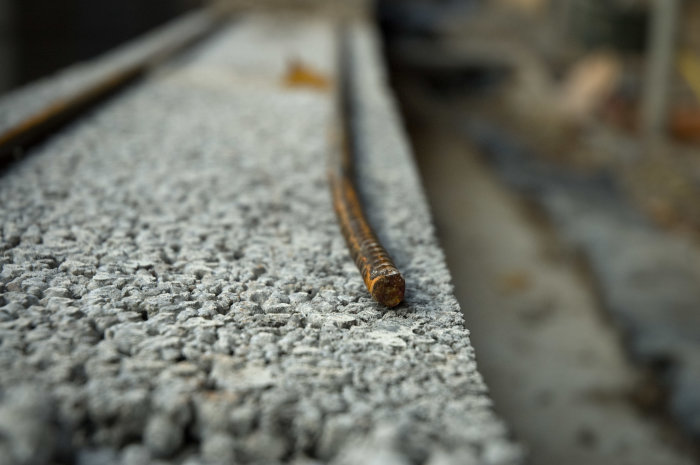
[0,10,219,164]
[329,26,405,308]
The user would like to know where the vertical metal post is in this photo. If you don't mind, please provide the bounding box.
[642,0,680,141]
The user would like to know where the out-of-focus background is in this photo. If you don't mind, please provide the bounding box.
[380,1,700,464]
[2,0,700,464]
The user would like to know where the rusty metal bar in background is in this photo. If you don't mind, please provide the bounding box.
[0,9,221,165]
[329,25,405,308]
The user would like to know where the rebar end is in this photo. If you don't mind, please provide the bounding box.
[369,273,405,308]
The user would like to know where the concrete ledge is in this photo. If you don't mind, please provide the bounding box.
[0,14,521,465]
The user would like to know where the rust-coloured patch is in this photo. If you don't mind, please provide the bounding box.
[671,106,700,143]
[330,174,406,308]
[283,60,330,91]
[500,271,532,294]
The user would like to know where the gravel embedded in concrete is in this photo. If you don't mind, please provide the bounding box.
[0,15,521,465]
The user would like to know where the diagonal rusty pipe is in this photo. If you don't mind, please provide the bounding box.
[329,24,405,308]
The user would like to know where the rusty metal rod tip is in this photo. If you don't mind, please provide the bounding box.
[369,273,405,308]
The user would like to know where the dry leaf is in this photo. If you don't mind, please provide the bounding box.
[283,60,330,91]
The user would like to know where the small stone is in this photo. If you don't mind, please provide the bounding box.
[145,414,183,458]
[201,433,236,465]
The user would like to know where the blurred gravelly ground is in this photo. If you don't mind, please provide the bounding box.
[466,119,700,441]
[0,14,521,465]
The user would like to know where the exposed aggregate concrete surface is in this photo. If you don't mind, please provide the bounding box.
[0,15,521,465]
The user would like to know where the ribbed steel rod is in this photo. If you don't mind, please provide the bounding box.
[0,10,219,163]
[329,25,405,308]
